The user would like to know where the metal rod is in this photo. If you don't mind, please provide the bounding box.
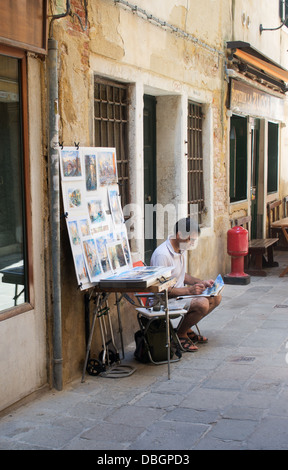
[164,289,170,380]
[81,295,101,382]
[115,293,125,358]
[48,38,62,391]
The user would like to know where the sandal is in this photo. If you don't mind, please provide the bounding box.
[178,337,198,352]
[188,331,208,344]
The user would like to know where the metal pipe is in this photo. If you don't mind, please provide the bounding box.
[47,0,89,390]
[48,37,63,391]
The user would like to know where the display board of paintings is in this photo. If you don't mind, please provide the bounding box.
[60,146,132,290]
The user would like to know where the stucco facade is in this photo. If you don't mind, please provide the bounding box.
[1,0,288,412]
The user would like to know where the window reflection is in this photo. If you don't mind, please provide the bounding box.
[0,54,27,310]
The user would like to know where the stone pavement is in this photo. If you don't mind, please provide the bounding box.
[1,252,288,451]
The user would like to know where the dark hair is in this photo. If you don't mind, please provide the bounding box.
[174,217,200,237]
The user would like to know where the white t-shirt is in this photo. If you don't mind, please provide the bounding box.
[150,236,187,288]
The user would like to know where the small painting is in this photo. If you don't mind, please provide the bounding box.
[87,199,106,225]
[107,241,127,271]
[68,188,82,209]
[79,218,90,237]
[82,238,102,281]
[95,236,112,273]
[117,231,132,266]
[84,153,97,191]
[68,220,81,245]
[75,254,89,284]
[61,149,82,179]
[98,150,118,186]
[108,189,123,226]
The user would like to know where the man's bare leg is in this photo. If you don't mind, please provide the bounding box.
[177,295,222,339]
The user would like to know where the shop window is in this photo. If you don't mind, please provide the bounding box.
[229,115,248,203]
[94,77,129,207]
[187,102,205,223]
[0,49,29,314]
[267,122,279,194]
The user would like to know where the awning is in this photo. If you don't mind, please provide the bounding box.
[227,41,288,92]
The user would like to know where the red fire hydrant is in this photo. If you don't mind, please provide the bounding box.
[224,226,250,285]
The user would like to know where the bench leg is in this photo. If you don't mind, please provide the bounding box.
[266,245,278,267]
[247,251,267,276]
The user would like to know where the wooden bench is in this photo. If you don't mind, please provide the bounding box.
[234,216,278,276]
[267,199,287,249]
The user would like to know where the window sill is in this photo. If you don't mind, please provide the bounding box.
[0,302,34,322]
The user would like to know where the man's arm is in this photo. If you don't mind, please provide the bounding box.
[168,283,206,297]
[178,273,214,297]
[184,273,204,286]
[169,274,210,297]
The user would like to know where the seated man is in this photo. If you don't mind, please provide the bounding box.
[150,217,222,352]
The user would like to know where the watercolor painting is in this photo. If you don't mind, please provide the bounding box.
[82,238,102,280]
[84,153,97,191]
[74,254,89,284]
[79,218,90,237]
[95,236,112,273]
[68,220,81,245]
[117,231,132,266]
[107,241,127,271]
[61,149,82,178]
[87,199,106,225]
[98,150,118,186]
[108,189,123,226]
[68,188,82,209]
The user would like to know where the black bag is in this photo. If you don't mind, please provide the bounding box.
[134,318,175,363]
[134,329,149,363]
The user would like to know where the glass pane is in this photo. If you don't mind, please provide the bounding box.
[229,115,247,202]
[267,122,279,193]
[0,54,27,310]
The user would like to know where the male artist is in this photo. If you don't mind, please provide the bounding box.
[150,217,222,352]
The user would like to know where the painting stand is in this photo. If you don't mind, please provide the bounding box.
[81,277,177,382]
[58,146,178,381]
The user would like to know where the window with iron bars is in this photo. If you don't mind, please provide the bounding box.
[94,77,129,207]
[187,101,205,224]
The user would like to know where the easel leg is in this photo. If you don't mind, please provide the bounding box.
[81,295,100,382]
[115,293,125,359]
[164,289,170,380]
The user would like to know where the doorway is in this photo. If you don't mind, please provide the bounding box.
[143,95,157,265]
[250,118,260,239]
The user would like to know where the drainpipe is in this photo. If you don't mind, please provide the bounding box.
[47,0,88,390]
[48,37,62,391]
[47,1,71,391]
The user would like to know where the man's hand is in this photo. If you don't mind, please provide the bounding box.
[203,279,214,288]
[186,283,206,295]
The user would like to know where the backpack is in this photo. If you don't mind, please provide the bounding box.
[134,329,150,363]
[134,318,179,363]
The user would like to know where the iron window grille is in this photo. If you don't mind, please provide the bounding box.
[94,77,129,207]
[187,101,205,224]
